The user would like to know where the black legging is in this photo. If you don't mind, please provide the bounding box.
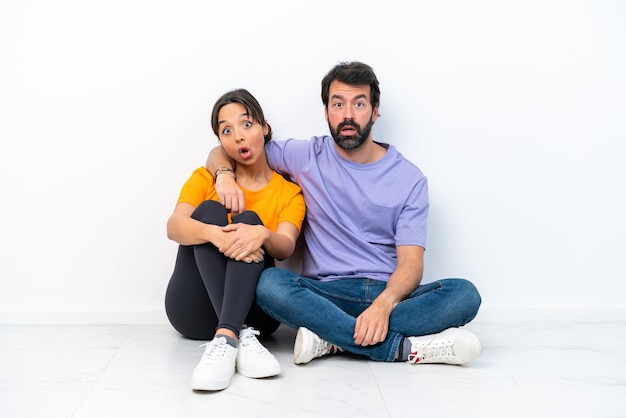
[165,200,279,340]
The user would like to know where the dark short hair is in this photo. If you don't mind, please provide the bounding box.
[210,88,272,143]
[321,61,380,109]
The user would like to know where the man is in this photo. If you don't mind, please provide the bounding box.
[206,61,482,365]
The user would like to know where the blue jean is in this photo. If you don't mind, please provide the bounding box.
[256,268,482,362]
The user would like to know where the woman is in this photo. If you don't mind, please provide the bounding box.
[165,89,305,391]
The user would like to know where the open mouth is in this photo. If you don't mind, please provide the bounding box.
[339,122,358,137]
[341,127,357,136]
[239,147,252,159]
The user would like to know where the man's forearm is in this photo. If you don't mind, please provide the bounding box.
[206,146,235,178]
[379,246,424,308]
[205,145,246,214]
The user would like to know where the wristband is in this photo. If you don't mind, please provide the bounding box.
[214,167,236,180]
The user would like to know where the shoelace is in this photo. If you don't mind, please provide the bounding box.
[407,338,454,364]
[198,337,229,364]
[239,328,269,355]
[313,338,334,357]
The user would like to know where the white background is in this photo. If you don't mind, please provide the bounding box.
[1,0,624,323]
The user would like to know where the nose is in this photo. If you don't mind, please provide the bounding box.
[233,128,244,142]
[342,105,355,120]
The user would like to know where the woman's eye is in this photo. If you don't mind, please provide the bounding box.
[222,127,231,135]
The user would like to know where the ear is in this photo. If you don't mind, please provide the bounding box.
[324,108,329,123]
[371,106,379,123]
[263,121,270,136]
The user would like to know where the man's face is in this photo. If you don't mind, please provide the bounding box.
[325,81,378,150]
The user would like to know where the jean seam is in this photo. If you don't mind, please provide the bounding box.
[300,278,371,304]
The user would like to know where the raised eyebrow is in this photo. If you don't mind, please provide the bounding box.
[218,112,252,127]
[330,93,368,102]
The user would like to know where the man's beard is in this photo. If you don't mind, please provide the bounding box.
[329,117,374,151]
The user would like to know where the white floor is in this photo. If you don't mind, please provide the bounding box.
[1,320,625,418]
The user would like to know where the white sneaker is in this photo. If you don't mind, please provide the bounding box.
[406,328,482,365]
[294,327,343,365]
[190,336,237,391]
[236,327,281,378]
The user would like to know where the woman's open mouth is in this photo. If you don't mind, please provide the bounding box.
[239,147,252,159]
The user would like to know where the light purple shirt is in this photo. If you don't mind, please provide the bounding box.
[266,135,429,282]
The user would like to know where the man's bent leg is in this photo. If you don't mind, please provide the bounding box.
[388,278,481,337]
[386,278,482,365]
[256,268,403,362]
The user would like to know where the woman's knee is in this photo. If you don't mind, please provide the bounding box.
[192,200,228,225]
[233,210,262,225]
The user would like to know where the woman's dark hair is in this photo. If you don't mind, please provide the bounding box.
[210,88,272,143]
[321,61,380,109]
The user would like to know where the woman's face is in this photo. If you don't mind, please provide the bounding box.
[216,102,268,167]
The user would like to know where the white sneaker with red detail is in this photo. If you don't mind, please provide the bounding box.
[406,327,482,365]
[294,327,344,365]
[236,327,281,378]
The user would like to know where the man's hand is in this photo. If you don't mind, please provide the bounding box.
[206,146,246,215]
[353,245,425,345]
[353,300,393,346]
[214,173,245,216]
